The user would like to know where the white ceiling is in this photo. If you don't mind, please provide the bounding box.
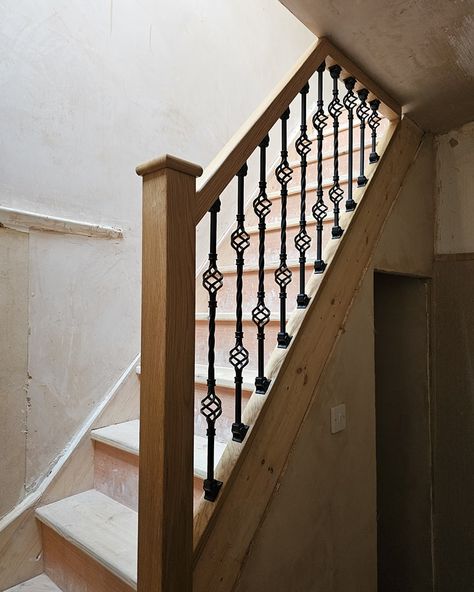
[280,0,474,132]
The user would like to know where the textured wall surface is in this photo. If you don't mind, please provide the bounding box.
[0,0,313,516]
[432,119,474,591]
[435,121,474,254]
[0,229,29,517]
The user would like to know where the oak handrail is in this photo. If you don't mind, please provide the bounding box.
[195,36,400,224]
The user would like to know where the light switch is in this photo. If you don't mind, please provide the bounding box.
[330,404,346,434]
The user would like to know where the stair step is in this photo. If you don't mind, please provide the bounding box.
[91,419,139,456]
[267,175,349,200]
[91,421,226,479]
[135,364,254,392]
[194,363,254,392]
[5,575,62,592]
[36,490,137,589]
[289,142,371,169]
[195,312,278,323]
[220,259,311,275]
[246,216,332,235]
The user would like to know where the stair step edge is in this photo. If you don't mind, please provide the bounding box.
[135,364,256,391]
[91,422,226,478]
[5,574,62,592]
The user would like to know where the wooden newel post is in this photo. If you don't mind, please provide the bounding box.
[136,155,203,592]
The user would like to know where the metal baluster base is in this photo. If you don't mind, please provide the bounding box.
[346,199,357,212]
[314,259,327,274]
[255,376,271,394]
[232,421,249,443]
[297,293,310,308]
[277,332,292,348]
[332,226,344,239]
[357,175,368,187]
[203,478,223,502]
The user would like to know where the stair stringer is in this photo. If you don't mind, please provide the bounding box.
[192,116,424,592]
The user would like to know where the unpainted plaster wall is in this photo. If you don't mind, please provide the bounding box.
[432,119,474,590]
[0,229,29,517]
[233,137,434,591]
[435,121,474,254]
[0,0,313,517]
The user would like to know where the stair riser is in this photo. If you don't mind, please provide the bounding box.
[197,263,317,315]
[93,441,206,512]
[41,524,133,592]
[267,146,368,194]
[195,319,280,368]
[194,382,251,443]
[245,180,351,226]
[94,442,138,511]
[216,218,333,269]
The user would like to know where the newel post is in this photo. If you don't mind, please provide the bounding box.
[136,155,202,592]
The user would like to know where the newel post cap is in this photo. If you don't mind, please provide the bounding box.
[136,154,203,178]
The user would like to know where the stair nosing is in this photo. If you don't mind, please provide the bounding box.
[246,215,333,235]
[91,421,227,479]
[220,259,313,274]
[267,175,350,199]
[288,141,372,169]
[195,312,279,323]
[4,574,62,592]
[194,364,254,391]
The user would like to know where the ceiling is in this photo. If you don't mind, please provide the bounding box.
[280,0,474,132]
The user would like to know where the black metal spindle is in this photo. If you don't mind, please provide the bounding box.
[356,88,370,187]
[312,61,328,273]
[328,65,344,238]
[252,135,272,394]
[294,83,312,308]
[275,108,293,348]
[368,99,381,163]
[343,77,357,211]
[229,164,250,443]
[201,198,224,501]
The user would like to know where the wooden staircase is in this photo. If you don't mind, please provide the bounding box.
[3,38,423,592]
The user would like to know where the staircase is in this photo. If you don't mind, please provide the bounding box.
[4,38,423,592]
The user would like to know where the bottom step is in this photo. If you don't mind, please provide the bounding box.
[36,490,137,590]
[5,574,61,591]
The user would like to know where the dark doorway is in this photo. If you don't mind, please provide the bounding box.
[374,272,433,591]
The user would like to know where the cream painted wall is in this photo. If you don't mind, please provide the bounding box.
[234,136,434,591]
[0,0,313,516]
[435,121,474,254]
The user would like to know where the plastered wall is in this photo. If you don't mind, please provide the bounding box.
[432,120,474,590]
[233,136,434,591]
[435,121,474,254]
[0,0,313,517]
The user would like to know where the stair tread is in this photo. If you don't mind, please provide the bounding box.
[195,364,254,391]
[35,490,138,589]
[267,175,350,199]
[195,312,278,322]
[135,363,255,392]
[220,259,311,274]
[5,575,62,592]
[91,419,140,455]
[91,421,226,478]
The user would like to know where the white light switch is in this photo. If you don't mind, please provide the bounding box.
[330,404,346,434]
